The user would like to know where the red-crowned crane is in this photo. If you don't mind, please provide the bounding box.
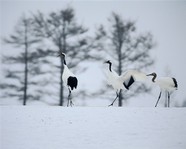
[147,72,178,107]
[104,60,147,106]
[58,52,78,107]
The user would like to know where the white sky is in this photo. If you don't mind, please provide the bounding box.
[0,0,186,106]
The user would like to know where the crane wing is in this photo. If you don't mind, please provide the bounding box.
[120,70,147,90]
[156,77,178,90]
[62,65,75,85]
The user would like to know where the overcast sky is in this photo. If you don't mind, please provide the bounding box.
[0,0,186,106]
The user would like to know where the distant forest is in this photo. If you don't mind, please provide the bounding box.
[1,6,157,106]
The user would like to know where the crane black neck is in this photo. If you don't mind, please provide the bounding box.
[63,58,66,65]
[152,74,157,82]
[108,62,112,72]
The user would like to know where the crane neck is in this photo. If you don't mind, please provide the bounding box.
[109,62,112,72]
[152,74,156,82]
[63,57,66,65]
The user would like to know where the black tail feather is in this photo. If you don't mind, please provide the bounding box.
[124,76,135,90]
[67,76,78,90]
[172,78,178,89]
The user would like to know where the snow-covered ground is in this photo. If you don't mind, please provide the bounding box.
[1,107,186,149]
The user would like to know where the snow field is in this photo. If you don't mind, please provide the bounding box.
[1,107,186,149]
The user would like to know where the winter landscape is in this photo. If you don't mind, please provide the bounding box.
[1,1,186,149]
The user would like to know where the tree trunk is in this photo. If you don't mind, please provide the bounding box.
[23,23,28,105]
[59,56,64,106]
[118,42,123,107]
[118,90,123,106]
[59,20,67,106]
[59,40,65,106]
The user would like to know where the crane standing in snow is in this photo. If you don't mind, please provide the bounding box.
[147,72,178,107]
[58,52,78,107]
[104,60,147,106]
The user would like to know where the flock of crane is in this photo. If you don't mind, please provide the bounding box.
[58,52,178,107]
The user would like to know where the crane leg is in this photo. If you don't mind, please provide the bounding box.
[67,89,73,107]
[155,91,162,107]
[67,90,70,107]
[108,92,119,107]
[167,92,170,107]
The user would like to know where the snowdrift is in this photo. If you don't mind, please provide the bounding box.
[1,107,186,149]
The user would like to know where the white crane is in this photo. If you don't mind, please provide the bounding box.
[147,72,178,107]
[104,60,147,106]
[58,52,78,107]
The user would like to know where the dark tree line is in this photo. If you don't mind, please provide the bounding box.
[1,15,41,105]
[0,8,155,106]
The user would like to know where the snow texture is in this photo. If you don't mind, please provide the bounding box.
[1,107,186,149]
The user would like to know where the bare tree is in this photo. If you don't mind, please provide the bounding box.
[1,15,41,105]
[92,12,155,106]
[32,7,90,106]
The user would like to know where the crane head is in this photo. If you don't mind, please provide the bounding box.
[57,52,66,57]
[104,60,112,64]
[147,72,157,77]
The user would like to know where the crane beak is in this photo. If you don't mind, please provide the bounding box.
[146,73,153,76]
[104,60,110,64]
[57,52,61,57]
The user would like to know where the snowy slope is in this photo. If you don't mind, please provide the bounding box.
[1,107,186,149]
